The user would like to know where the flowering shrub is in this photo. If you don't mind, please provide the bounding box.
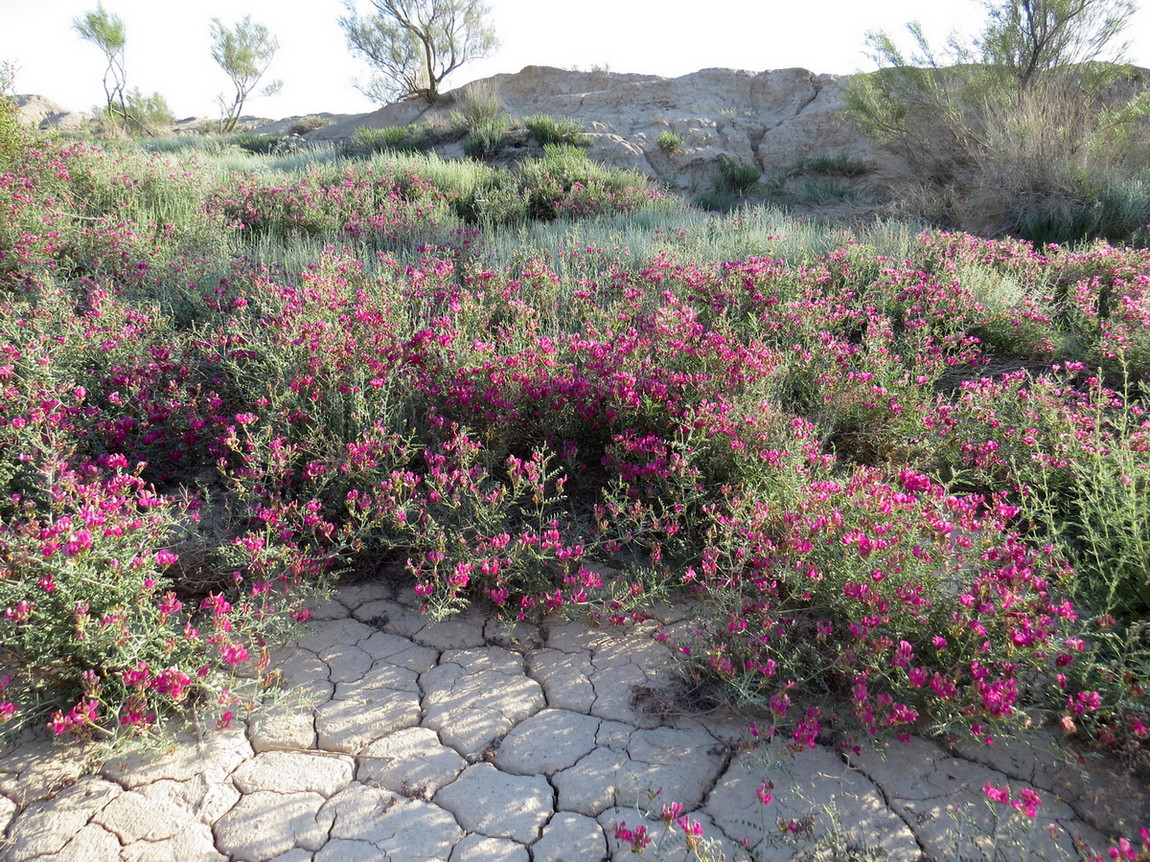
[674,463,1075,744]
[0,130,1146,829]
[518,145,664,220]
[0,455,251,742]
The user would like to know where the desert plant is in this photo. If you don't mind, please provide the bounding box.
[0,59,18,97]
[351,123,425,153]
[0,96,23,168]
[210,16,283,134]
[656,130,684,152]
[461,115,508,158]
[340,0,498,103]
[1011,173,1150,246]
[792,151,870,177]
[523,114,590,147]
[73,4,129,130]
[797,175,858,204]
[230,133,286,154]
[448,81,504,133]
[123,88,175,135]
[843,0,1150,243]
[717,155,760,195]
[963,76,1150,241]
[288,115,328,135]
[696,189,740,212]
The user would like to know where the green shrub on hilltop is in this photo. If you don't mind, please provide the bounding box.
[287,115,328,135]
[449,83,505,133]
[0,97,24,168]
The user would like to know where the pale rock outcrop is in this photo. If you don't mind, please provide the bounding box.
[11,94,93,131]
[311,65,910,189]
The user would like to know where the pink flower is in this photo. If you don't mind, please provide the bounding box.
[757,781,773,806]
[1018,787,1042,818]
[220,643,249,666]
[983,782,1012,805]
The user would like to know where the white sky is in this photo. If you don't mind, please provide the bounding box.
[3,0,1150,119]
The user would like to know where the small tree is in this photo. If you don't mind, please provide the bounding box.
[74,4,129,128]
[340,0,498,103]
[0,60,19,98]
[843,0,1149,240]
[210,16,283,134]
[976,0,1135,89]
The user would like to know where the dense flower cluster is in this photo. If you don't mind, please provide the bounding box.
[0,134,1146,797]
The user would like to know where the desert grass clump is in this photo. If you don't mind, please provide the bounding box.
[656,130,685,152]
[523,114,590,147]
[796,175,858,204]
[461,115,509,158]
[448,81,505,133]
[517,144,665,219]
[351,123,426,154]
[228,132,286,154]
[844,2,1150,245]
[791,151,870,177]
[717,154,760,195]
[287,115,328,135]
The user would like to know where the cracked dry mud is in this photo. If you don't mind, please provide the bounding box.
[2,580,1147,862]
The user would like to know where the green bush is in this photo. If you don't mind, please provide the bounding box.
[125,89,175,136]
[351,124,425,154]
[288,115,328,135]
[523,114,590,147]
[792,151,870,177]
[462,116,509,158]
[449,84,504,133]
[717,155,760,195]
[453,172,529,225]
[514,144,660,220]
[519,144,604,188]
[656,130,684,152]
[696,189,740,212]
[0,97,24,168]
[797,175,858,204]
[231,133,286,154]
[1013,175,1150,247]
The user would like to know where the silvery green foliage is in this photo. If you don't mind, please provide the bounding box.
[340,0,498,103]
